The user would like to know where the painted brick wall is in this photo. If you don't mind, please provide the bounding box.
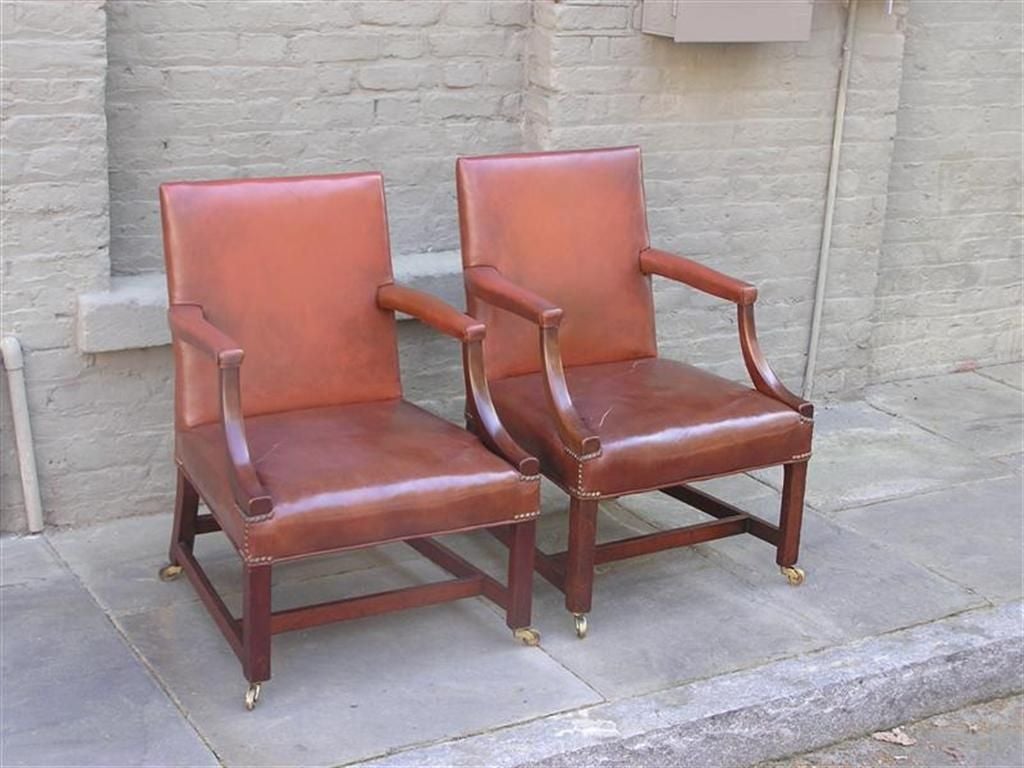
[526,0,905,395]
[1,0,115,528]
[105,0,530,274]
[871,1,1023,379]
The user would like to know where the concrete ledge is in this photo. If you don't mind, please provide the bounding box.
[76,251,464,354]
[77,273,169,353]
[355,601,1024,768]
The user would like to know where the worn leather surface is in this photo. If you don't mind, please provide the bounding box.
[161,173,400,429]
[457,147,657,379]
[178,399,538,561]
[490,358,813,499]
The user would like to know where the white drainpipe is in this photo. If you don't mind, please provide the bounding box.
[1,336,44,533]
[802,0,859,399]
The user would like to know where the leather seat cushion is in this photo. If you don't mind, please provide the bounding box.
[490,357,812,498]
[177,399,539,561]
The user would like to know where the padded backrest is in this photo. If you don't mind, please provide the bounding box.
[161,173,401,428]
[457,147,657,380]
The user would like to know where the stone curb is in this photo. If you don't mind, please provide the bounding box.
[354,600,1024,768]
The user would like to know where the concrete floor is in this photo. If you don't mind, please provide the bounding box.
[2,366,1021,767]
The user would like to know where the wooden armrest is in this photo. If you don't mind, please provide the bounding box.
[464,266,563,328]
[464,266,599,457]
[638,250,809,415]
[640,248,757,306]
[377,283,484,342]
[167,304,244,367]
[168,304,272,519]
[376,282,538,475]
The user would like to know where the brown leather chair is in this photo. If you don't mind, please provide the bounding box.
[456,147,813,638]
[159,173,541,709]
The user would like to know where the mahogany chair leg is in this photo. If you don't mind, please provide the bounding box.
[777,460,809,585]
[160,469,200,582]
[564,496,598,638]
[506,520,537,643]
[242,562,272,709]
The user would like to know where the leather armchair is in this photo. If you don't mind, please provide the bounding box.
[456,147,813,639]
[159,173,541,709]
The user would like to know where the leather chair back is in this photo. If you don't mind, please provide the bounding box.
[161,173,401,428]
[457,147,657,380]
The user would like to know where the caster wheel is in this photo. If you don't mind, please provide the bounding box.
[513,627,541,646]
[158,564,183,582]
[244,682,261,711]
[572,613,588,639]
[781,565,806,586]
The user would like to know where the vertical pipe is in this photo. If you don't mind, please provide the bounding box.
[802,0,860,399]
[1,336,44,533]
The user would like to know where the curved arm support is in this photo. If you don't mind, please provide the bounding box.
[540,327,601,456]
[738,304,814,417]
[464,266,600,457]
[168,304,272,519]
[219,366,274,518]
[464,340,539,476]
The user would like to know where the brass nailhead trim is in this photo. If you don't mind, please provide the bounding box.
[565,446,603,498]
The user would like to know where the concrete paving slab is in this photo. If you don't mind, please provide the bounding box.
[117,558,601,767]
[753,402,1003,512]
[758,695,1024,768]
[697,506,985,640]
[48,512,418,617]
[0,537,216,767]
[978,362,1024,390]
[527,546,832,699]
[595,473,984,647]
[357,601,1024,768]
[1,534,65,587]
[836,476,1024,602]
[865,372,1024,458]
[615,470,984,640]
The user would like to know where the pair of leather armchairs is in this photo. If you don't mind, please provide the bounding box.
[158,147,813,710]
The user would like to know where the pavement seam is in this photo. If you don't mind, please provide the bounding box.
[862,387,1018,457]
[974,366,1024,391]
[40,535,227,768]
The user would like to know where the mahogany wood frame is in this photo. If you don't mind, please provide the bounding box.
[464,248,813,624]
[168,466,538,692]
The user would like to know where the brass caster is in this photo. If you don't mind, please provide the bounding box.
[572,613,589,639]
[244,682,261,711]
[513,627,541,647]
[158,564,183,582]
[781,565,806,586]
